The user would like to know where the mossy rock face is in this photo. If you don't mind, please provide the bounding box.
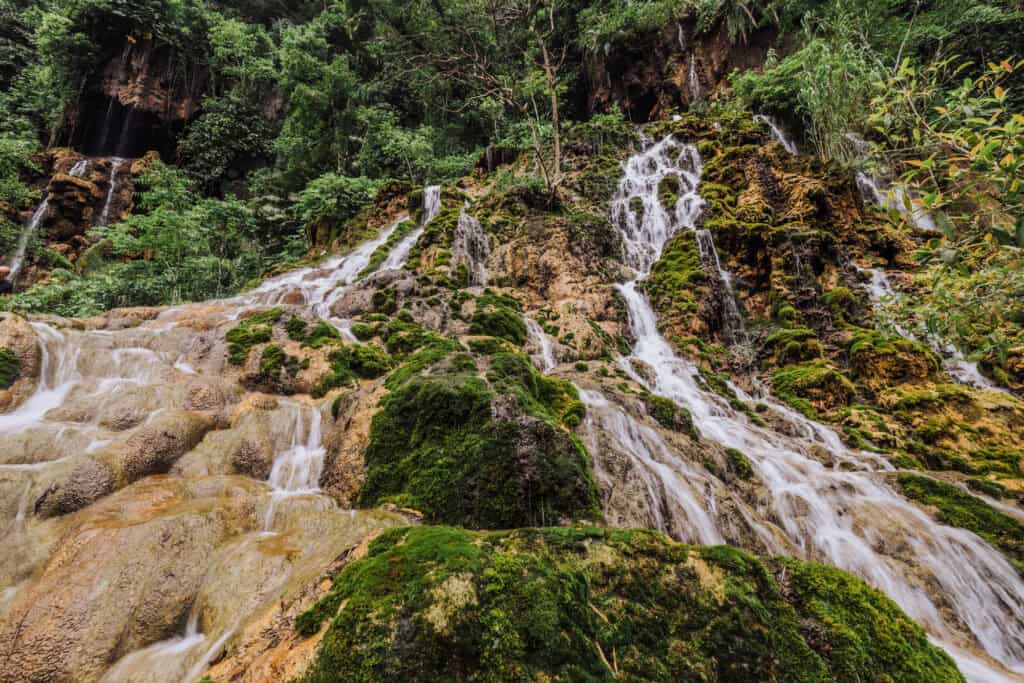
[850,332,941,388]
[642,229,708,340]
[297,526,963,683]
[773,360,856,418]
[0,347,20,390]
[359,351,600,528]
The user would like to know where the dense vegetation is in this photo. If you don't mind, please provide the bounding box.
[0,0,1019,328]
[296,526,963,682]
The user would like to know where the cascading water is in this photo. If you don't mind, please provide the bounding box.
[856,171,938,231]
[525,318,557,373]
[687,56,702,102]
[378,184,441,272]
[579,388,724,545]
[610,135,1024,680]
[858,265,1007,393]
[753,114,798,154]
[452,202,489,286]
[98,157,127,226]
[262,402,328,531]
[6,160,89,284]
[0,205,453,681]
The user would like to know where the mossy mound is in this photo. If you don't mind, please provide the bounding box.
[297,526,963,683]
[642,229,707,339]
[849,332,941,389]
[225,308,282,365]
[0,347,20,389]
[773,360,856,418]
[359,351,600,528]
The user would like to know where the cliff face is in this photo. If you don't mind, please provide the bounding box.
[587,21,778,120]
[69,38,206,158]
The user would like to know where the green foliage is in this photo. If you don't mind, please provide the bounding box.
[0,346,20,389]
[898,474,1024,573]
[178,96,272,193]
[297,526,963,682]
[869,57,1023,248]
[295,173,379,245]
[725,447,754,480]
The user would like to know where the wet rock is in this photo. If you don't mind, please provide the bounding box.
[0,313,41,412]
[321,385,385,507]
[47,173,104,239]
[34,457,116,518]
[118,410,216,482]
[0,479,240,683]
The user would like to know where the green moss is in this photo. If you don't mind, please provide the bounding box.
[0,347,20,390]
[966,478,1009,499]
[360,353,599,528]
[298,526,962,683]
[849,331,940,383]
[468,294,526,345]
[642,230,706,334]
[772,361,855,419]
[359,218,418,277]
[384,319,458,359]
[898,474,1024,573]
[643,391,699,439]
[465,336,509,355]
[725,447,754,480]
[259,344,302,384]
[316,344,395,397]
[286,316,309,341]
[225,311,281,365]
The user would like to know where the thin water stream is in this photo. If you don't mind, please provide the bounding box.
[7,160,89,283]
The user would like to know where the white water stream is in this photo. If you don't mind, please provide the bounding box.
[452,202,489,286]
[753,114,798,154]
[609,135,1024,680]
[98,157,127,226]
[379,185,441,272]
[856,171,938,231]
[7,159,89,283]
[525,318,557,373]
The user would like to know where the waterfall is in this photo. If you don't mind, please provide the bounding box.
[858,264,1007,393]
[753,114,799,154]
[525,318,557,373]
[611,136,1024,680]
[0,324,81,435]
[378,184,441,272]
[856,171,938,231]
[263,403,328,531]
[6,160,89,284]
[452,202,489,286]
[579,388,725,545]
[687,56,702,102]
[98,157,127,226]
[245,217,408,317]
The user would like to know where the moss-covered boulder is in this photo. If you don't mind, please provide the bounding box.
[850,332,941,389]
[297,526,963,683]
[772,360,856,418]
[359,351,600,528]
